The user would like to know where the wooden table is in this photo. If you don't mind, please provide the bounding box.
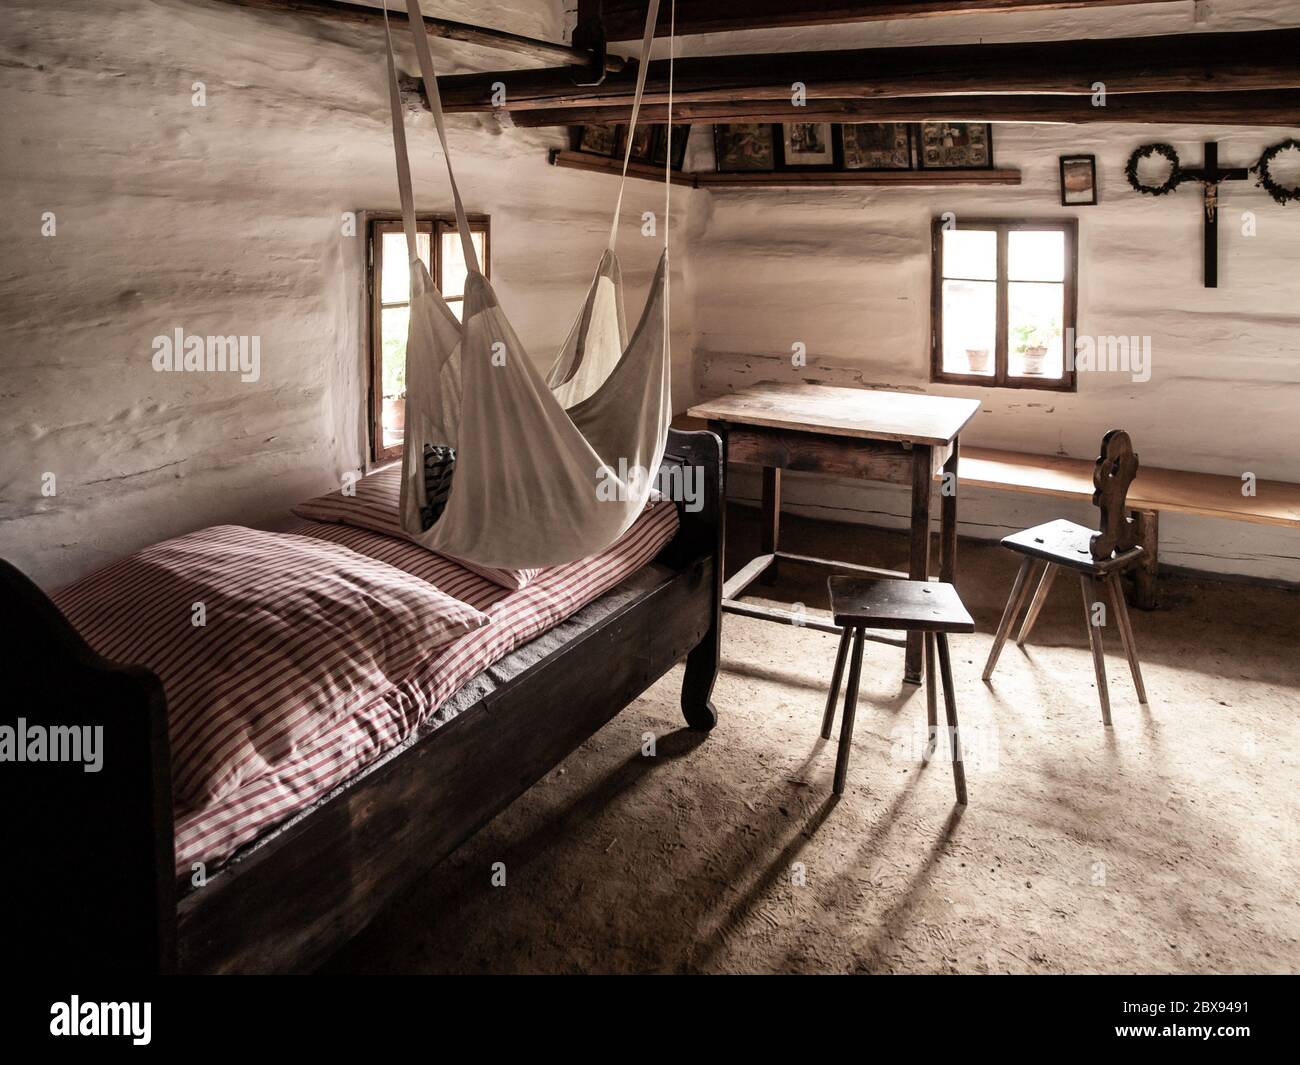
[688,383,980,684]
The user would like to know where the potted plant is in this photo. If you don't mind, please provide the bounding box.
[965,347,991,374]
[1013,320,1058,375]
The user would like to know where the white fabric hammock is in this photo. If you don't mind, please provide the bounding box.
[381,0,675,571]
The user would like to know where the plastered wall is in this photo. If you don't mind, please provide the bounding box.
[1,0,1296,589]
[0,0,691,588]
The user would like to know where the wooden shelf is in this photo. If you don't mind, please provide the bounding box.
[549,150,1020,189]
[696,168,1021,188]
[548,150,697,188]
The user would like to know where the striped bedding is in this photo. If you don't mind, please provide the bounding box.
[173,497,680,877]
[52,526,489,808]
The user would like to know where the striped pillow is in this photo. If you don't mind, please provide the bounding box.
[292,465,541,590]
[53,526,490,808]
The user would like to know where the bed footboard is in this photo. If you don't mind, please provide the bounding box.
[0,560,177,973]
[660,427,724,731]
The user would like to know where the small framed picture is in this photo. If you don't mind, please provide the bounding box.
[777,122,837,169]
[652,124,690,171]
[713,123,776,172]
[1059,154,1098,206]
[617,123,656,164]
[841,123,913,170]
[576,124,618,157]
[917,123,993,169]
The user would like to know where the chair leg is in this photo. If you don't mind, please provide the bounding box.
[822,627,851,739]
[832,627,866,796]
[1106,572,1148,705]
[1080,575,1113,726]
[924,631,938,763]
[935,633,968,805]
[982,557,1037,681]
[1016,563,1058,646]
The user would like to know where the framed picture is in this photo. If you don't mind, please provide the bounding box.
[777,122,837,168]
[617,123,656,164]
[1059,154,1098,206]
[917,122,993,169]
[840,122,913,170]
[713,123,776,172]
[576,124,619,157]
[652,123,691,170]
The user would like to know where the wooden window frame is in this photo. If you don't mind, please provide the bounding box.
[930,216,1078,392]
[367,212,491,463]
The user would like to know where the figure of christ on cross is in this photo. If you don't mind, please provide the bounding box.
[1175,141,1250,289]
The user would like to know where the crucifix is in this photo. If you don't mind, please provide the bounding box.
[1174,141,1249,289]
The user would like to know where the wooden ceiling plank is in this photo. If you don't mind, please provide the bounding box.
[508,90,1300,127]
[439,28,1300,112]
[603,0,1188,40]
[211,0,624,72]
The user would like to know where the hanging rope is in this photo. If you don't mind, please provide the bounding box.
[607,0,662,252]
[379,0,675,570]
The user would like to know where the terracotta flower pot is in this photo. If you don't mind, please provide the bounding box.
[1022,346,1048,375]
[965,348,991,374]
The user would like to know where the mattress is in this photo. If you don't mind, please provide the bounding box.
[174,498,680,879]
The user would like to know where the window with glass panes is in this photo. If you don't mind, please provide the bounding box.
[930,218,1077,391]
[368,215,489,461]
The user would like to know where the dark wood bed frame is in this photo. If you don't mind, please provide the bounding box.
[0,428,723,974]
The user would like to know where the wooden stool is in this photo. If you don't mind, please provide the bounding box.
[982,430,1149,726]
[823,576,974,803]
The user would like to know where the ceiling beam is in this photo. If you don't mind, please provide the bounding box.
[211,0,625,72]
[509,90,1300,128]
[438,29,1300,113]
[603,0,1187,40]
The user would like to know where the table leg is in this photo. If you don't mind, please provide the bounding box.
[940,438,959,585]
[760,466,781,585]
[905,444,934,684]
[708,420,730,585]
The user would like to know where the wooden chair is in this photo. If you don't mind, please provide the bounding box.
[982,429,1149,725]
[823,576,974,803]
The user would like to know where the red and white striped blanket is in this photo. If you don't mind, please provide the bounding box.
[53,525,490,808]
[171,498,679,875]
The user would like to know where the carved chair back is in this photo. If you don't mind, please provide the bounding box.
[1089,429,1140,561]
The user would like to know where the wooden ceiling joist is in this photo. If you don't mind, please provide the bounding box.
[510,90,1300,129]
[213,0,625,72]
[438,29,1300,117]
[603,0,1187,40]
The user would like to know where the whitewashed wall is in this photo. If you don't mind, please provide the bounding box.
[0,0,692,588]
[1,0,1296,589]
[681,0,1300,584]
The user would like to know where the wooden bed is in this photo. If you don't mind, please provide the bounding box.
[0,427,723,974]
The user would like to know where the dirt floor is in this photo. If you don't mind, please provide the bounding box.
[325,507,1300,974]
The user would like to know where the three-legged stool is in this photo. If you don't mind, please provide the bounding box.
[823,577,974,803]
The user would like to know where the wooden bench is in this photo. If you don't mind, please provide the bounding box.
[954,448,1300,608]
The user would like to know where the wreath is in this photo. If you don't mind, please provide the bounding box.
[1253,138,1300,206]
[1125,143,1182,196]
